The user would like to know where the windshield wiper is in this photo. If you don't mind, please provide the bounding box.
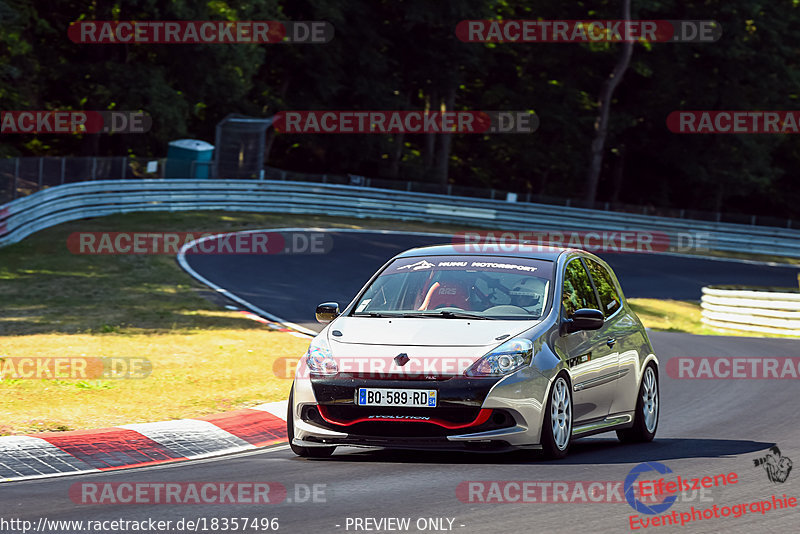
[352,311,404,318]
[397,311,494,320]
[437,310,495,320]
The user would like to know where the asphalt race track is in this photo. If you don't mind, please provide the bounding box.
[3,332,799,533]
[3,230,799,533]
[182,230,800,332]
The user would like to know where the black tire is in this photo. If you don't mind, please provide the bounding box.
[287,384,336,458]
[540,373,573,459]
[617,363,659,443]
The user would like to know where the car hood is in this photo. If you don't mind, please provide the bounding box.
[328,317,535,347]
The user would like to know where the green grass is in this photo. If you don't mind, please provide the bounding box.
[628,298,708,334]
[0,330,308,434]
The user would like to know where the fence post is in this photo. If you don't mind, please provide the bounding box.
[91,157,97,180]
[61,157,66,184]
[121,157,127,179]
[38,158,44,189]
[13,158,19,199]
[447,184,452,195]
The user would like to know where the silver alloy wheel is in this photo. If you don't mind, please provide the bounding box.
[642,366,659,433]
[550,377,572,450]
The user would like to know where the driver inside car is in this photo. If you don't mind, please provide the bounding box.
[509,277,545,315]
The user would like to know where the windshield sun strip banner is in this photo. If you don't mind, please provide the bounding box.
[385,256,553,278]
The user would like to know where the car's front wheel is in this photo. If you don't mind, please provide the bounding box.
[287,384,336,458]
[617,363,659,443]
[541,374,572,459]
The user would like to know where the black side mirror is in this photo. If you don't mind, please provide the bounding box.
[562,308,604,334]
[316,302,340,323]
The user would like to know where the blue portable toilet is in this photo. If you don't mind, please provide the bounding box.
[165,139,215,178]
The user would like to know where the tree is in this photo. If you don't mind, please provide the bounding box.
[585,0,633,205]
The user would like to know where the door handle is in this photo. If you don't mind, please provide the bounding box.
[606,337,616,348]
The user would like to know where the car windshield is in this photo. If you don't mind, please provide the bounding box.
[352,255,553,320]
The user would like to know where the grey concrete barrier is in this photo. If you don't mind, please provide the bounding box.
[701,286,800,336]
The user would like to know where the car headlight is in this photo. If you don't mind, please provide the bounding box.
[305,335,338,375]
[466,338,533,377]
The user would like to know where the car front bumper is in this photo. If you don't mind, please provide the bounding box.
[290,367,552,451]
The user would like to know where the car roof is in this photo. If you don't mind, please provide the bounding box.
[394,243,568,261]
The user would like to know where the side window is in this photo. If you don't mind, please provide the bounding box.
[561,259,600,318]
[586,259,621,317]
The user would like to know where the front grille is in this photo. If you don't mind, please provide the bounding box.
[344,373,453,381]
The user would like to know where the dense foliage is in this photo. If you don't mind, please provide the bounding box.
[1,0,799,217]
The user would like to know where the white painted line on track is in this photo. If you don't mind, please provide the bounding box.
[177,228,326,337]
[178,226,799,339]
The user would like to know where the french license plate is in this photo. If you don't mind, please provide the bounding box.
[356,388,437,407]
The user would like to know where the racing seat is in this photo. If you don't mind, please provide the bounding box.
[418,275,473,310]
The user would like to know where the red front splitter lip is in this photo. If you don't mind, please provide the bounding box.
[316,406,493,430]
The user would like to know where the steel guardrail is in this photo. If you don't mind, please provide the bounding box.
[2,179,800,259]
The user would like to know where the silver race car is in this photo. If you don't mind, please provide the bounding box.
[287,244,659,459]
